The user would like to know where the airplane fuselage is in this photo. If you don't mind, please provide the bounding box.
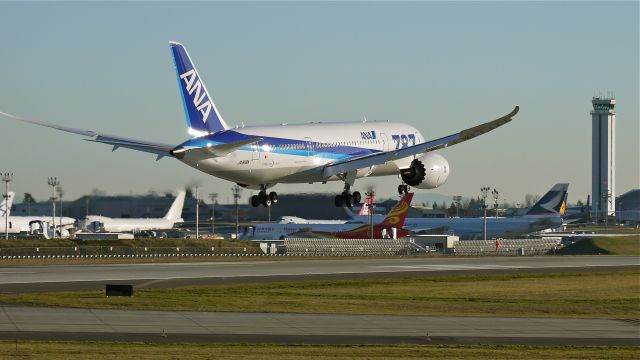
[0,216,75,234]
[402,216,564,240]
[81,215,183,233]
[245,215,563,240]
[176,121,426,187]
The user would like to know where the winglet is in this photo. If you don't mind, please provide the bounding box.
[453,106,519,145]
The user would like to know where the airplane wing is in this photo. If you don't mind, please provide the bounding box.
[323,106,519,178]
[0,111,175,159]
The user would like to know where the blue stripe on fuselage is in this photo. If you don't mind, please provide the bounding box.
[180,130,381,160]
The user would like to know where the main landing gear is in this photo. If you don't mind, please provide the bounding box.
[334,184,361,208]
[398,184,410,195]
[251,189,278,208]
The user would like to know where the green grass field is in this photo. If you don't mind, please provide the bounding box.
[0,342,637,360]
[1,270,638,319]
[559,236,640,255]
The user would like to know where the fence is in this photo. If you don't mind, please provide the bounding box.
[0,246,263,260]
[283,238,411,256]
[452,238,561,256]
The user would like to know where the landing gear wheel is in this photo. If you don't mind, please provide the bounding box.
[398,185,410,195]
[340,192,353,208]
[262,196,272,207]
[334,195,344,207]
[269,192,278,204]
[251,195,261,207]
[403,185,410,194]
[352,191,362,204]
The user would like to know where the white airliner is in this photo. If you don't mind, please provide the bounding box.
[79,191,186,233]
[0,192,76,235]
[1,42,519,208]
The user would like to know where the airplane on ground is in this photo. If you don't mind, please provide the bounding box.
[276,193,375,225]
[79,191,186,233]
[1,42,519,208]
[0,192,76,236]
[246,192,414,240]
[347,183,570,239]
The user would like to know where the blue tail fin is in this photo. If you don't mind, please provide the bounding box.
[169,41,229,137]
[526,183,569,216]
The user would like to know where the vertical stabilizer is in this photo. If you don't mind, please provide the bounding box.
[358,194,375,216]
[169,41,229,137]
[164,190,186,221]
[0,192,14,218]
[379,193,414,228]
[526,184,569,216]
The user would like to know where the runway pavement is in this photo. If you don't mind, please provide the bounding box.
[1,305,637,345]
[1,255,637,293]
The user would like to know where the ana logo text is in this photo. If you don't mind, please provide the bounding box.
[180,69,212,123]
[360,131,377,140]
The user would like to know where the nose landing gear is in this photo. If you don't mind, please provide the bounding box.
[398,184,410,195]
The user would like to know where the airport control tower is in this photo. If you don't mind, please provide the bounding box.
[591,96,616,217]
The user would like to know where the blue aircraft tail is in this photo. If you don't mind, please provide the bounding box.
[525,183,569,216]
[169,41,229,137]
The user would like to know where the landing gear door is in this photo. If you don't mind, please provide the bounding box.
[251,143,261,162]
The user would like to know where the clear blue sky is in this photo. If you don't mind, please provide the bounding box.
[0,2,638,205]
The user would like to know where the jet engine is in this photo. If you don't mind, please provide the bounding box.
[399,153,450,189]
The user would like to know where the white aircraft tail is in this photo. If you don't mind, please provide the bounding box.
[0,191,14,218]
[164,190,186,221]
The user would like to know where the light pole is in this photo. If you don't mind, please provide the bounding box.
[195,187,199,239]
[209,193,218,235]
[480,187,490,240]
[492,188,499,217]
[366,191,375,239]
[2,173,13,240]
[453,195,462,218]
[56,186,64,232]
[48,177,60,239]
[232,185,243,240]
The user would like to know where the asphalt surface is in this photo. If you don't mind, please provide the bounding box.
[1,305,638,345]
[1,256,638,345]
[0,255,637,293]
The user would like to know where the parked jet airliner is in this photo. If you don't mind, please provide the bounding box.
[0,192,76,236]
[349,183,570,239]
[79,191,186,233]
[0,42,519,208]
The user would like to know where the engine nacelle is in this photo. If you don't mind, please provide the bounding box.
[400,153,450,189]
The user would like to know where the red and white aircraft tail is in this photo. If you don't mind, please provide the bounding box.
[357,193,375,216]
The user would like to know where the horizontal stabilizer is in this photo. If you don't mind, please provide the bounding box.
[171,138,263,159]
